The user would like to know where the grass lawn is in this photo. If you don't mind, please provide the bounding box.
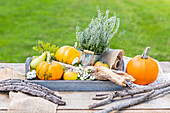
[0,0,169,63]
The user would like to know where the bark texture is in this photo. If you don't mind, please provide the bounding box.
[95,87,170,113]
[89,81,170,109]
[0,79,66,105]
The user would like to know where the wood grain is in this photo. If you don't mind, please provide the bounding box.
[1,109,170,113]
[0,92,10,110]
[0,111,7,113]
[159,62,170,73]
[56,109,170,113]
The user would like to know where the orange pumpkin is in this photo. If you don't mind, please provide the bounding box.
[36,61,63,80]
[55,46,80,64]
[126,47,159,85]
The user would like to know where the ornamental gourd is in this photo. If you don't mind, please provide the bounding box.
[126,47,159,85]
[94,61,109,68]
[36,55,63,80]
[55,46,80,65]
[63,71,78,80]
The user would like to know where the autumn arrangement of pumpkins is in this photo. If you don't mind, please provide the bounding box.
[28,42,159,86]
[28,9,160,86]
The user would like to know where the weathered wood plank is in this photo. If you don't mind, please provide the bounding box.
[0,63,25,74]
[56,109,170,113]
[0,92,10,110]
[159,62,170,73]
[1,109,170,113]
[0,111,7,113]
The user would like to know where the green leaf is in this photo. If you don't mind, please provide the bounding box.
[32,40,59,53]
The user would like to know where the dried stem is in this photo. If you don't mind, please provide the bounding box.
[141,47,150,59]
[39,44,45,52]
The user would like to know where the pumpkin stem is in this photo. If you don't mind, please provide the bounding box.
[141,47,150,59]
[40,44,45,52]
[74,42,77,49]
[47,52,52,64]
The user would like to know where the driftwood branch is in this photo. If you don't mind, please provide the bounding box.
[89,81,170,108]
[94,67,126,86]
[95,87,170,113]
[1,79,62,99]
[0,79,66,105]
[112,70,135,82]
[54,61,134,86]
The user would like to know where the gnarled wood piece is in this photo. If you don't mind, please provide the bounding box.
[112,70,135,82]
[89,81,170,108]
[0,79,66,105]
[0,79,62,99]
[94,67,126,86]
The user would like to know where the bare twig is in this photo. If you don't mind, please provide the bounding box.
[93,95,109,100]
[89,81,170,108]
[95,87,170,113]
[96,93,109,97]
[89,93,113,108]
[94,90,155,113]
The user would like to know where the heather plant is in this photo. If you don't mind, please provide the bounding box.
[76,9,120,54]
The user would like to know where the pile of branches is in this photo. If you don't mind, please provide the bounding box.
[89,81,170,113]
[0,79,66,105]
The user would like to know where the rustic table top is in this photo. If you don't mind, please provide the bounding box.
[0,62,170,113]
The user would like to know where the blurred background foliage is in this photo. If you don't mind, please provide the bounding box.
[0,0,169,62]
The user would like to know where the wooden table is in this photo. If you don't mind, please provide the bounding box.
[0,62,170,113]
